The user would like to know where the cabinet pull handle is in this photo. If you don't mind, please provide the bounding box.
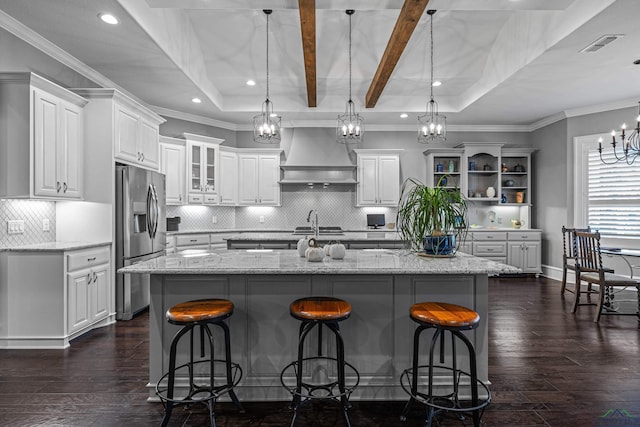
[93,272,98,282]
[137,152,141,161]
[63,182,68,193]
[87,257,96,261]
[87,273,92,284]
[141,153,145,162]
[56,181,61,192]
[190,239,197,242]
[179,194,182,201]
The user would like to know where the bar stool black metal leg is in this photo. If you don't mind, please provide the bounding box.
[217,321,244,412]
[291,321,316,427]
[328,322,351,427]
[401,324,427,421]
[161,324,193,427]
[454,330,480,427]
[426,328,441,427]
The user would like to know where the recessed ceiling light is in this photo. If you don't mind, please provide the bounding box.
[400,113,408,118]
[246,80,256,86]
[98,13,119,25]
[191,97,202,104]
[432,81,442,87]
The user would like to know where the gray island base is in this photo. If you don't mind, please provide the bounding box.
[119,249,518,402]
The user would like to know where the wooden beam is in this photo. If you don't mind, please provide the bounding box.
[298,0,316,107]
[365,0,431,108]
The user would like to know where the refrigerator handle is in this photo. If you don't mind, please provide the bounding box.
[146,185,154,240]
[151,184,159,238]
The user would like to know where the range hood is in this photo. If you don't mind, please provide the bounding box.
[280,128,357,184]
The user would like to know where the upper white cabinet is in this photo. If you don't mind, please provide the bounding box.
[219,147,238,205]
[0,73,87,199]
[159,136,186,205]
[184,133,222,205]
[113,102,162,170]
[354,149,402,206]
[238,150,281,206]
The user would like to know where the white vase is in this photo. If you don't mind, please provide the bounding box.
[486,186,496,198]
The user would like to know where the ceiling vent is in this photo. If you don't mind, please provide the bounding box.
[580,34,624,53]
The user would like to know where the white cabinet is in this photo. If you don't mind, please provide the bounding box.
[219,148,238,205]
[66,246,111,334]
[354,150,402,206]
[0,72,87,199]
[175,234,211,251]
[114,103,161,170]
[238,150,281,206]
[160,137,186,205]
[185,133,223,205]
[507,231,542,274]
[472,231,508,264]
[424,148,464,189]
[0,244,114,349]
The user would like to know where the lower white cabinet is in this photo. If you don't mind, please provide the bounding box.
[507,231,542,273]
[0,244,114,349]
[176,234,211,251]
[66,247,110,334]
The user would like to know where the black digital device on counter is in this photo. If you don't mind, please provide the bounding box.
[367,214,385,229]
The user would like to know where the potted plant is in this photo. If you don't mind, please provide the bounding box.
[396,177,468,256]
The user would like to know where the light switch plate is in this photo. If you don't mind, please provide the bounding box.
[259,216,265,223]
[8,220,25,234]
[43,218,50,231]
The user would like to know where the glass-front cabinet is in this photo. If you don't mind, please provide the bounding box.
[185,133,223,205]
[461,143,502,202]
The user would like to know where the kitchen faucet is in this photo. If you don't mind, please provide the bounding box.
[307,209,319,237]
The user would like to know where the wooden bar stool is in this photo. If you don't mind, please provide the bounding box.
[156,299,243,427]
[400,302,490,427]
[280,297,360,427]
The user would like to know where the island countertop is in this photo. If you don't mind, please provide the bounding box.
[118,249,519,275]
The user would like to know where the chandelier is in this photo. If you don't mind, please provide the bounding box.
[336,9,364,144]
[417,10,446,144]
[599,101,640,164]
[253,9,281,144]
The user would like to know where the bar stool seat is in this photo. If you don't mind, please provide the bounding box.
[157,298,243,427]
[401,302,490,427]
[281,297,360,427]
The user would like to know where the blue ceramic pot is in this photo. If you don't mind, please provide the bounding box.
[423,234,456,255]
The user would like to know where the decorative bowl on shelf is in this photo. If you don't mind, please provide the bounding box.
[504,179,515,187]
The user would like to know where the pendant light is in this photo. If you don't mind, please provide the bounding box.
[253,9,282,144]
[417,10,446,144]
[336,9,364,144]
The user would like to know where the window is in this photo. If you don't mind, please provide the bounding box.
[576,134,640,240]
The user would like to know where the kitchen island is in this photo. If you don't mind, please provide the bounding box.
[119,249,518,401]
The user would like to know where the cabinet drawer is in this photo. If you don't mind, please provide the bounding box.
[203,194,218,204]
[473,242,507,257]
[176,234,210,247]
[67,246,110,272]
[188,194,203,203]
[473,232,507,241]
[508,231,541,241]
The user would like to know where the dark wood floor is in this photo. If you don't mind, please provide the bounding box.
[1,276,639,426]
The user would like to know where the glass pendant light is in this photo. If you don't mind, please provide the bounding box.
[336,9,364,144]
[418,10,446,144]
[253,9,282,144]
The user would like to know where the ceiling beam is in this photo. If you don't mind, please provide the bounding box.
[298,0,316,107]
[365,0,430,108]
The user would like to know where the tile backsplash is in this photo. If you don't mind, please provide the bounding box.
[167,186,398,231]
[0,200,56,246]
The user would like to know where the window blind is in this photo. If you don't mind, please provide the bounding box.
[588,149,640,238]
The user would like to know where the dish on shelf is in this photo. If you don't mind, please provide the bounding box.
[504,179,515,187]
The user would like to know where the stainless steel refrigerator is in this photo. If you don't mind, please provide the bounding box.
[115,164,166,320]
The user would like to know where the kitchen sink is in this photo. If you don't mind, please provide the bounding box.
[292,226,344,236]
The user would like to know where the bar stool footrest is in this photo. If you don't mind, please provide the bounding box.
[280,356,360,401]
[400,365,490,413]
[156,359,242,407]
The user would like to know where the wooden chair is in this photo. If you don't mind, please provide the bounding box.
[572,231,640,325]
[561,226,591,295]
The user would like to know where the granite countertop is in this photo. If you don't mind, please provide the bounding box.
[118,249,519,275]
[225,231,403,242]
[0,241,112,252]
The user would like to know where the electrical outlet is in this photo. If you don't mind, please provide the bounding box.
[212,215,217,224]
[7,220,25,234]
[259,215,265,223]
[43,218,50,231]
[497,217,503,225]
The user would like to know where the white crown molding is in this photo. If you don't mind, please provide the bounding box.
[0,10,124,92]
[527,112,568,131]
[528,98,639,131]
[236,121,532,132]
[152,106,238,131]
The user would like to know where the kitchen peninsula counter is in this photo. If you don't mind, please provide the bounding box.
[120,250,517,401]
[225,231,404,249]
